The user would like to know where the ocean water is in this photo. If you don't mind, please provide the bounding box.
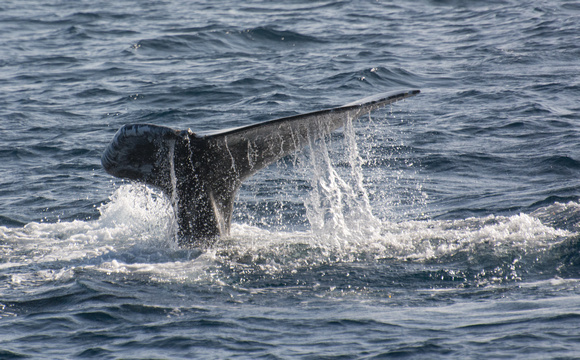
[1,0,580,358]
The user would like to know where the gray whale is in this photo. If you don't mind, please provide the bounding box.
[101,89,420,247]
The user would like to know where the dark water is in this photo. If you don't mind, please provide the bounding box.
[2,0,580,358]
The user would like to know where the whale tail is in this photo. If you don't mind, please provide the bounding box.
[102,89,420,246]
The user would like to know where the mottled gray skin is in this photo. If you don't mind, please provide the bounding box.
[101,90,420,247]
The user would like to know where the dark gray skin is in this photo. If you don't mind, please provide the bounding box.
[101,90,420,247]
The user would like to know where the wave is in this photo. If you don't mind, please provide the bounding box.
[131,26,324,58]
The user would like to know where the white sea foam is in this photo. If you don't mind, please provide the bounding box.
[0,183,576,287]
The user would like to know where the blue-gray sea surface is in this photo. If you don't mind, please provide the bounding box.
[1,0,580,359]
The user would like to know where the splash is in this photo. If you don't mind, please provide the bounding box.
[98,184,177,246]
[0,185,187,287]
[217,113,577,277]
[1,110,578,287]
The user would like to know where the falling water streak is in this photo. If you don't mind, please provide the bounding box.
[344,116,381,238]
[300,117,387,247]
[167,140,178,207]
[318,137,350,239]
[303,134,326,234]
[224,135,237,172]
[167,139,179,244]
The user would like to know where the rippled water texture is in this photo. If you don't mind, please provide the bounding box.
[1,0,580,358]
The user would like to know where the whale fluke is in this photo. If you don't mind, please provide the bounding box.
[102,89,420,246]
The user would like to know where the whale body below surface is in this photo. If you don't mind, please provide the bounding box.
[101,89,420,247]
